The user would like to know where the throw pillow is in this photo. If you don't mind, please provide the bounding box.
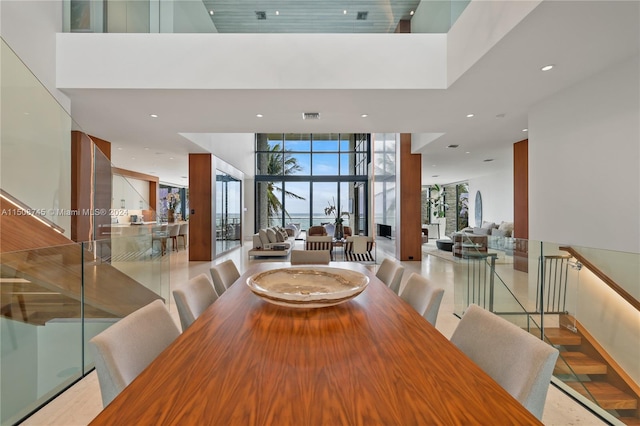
[259,229,270,246]
[252,234,263,249]
[481,221,496,229]
[267,228,278,243]
[498,221,514,237]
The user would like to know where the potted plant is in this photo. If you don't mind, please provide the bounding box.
[324,198,349,239]
[164,192,180,222]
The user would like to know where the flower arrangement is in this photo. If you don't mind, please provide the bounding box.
[165,192,180,211]
[324,197,349,224]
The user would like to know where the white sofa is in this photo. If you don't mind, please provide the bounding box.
[248,226,295,258]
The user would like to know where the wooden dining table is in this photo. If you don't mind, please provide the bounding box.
[90,261,541,425]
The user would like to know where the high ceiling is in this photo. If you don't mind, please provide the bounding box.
[63,1,640,187]
[203,0,421,33]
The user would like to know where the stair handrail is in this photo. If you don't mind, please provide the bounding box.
[0,188,65,234]
[559,246,640,312]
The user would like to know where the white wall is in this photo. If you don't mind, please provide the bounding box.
[182,133,255,176]
[467,165,514,228]
[56,33,447,90]
[446,0,541,85]
[529,57,640,254]
[0,0,70,111]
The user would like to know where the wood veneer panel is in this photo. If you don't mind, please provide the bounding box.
[92,262,540,425]
[0,196,71,253]
[88,135,112,160]
[188,154,213,261]
[399,134,422,261]
[513,139,528,239]
[71,131,112,243]
[514,139,529,272]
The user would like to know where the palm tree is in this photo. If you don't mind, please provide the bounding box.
[261,144,305,226]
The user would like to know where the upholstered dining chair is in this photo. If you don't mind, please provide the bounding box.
[173,273,218,332]
[168,224,180,252]
[177,222,189,249]
[290,250,331,265]
[376,258,405,294]
[449,304,559,420]
[399,273,444,326]
[89,299,180,407]
[209,259,241,296]
[151,224,168,256]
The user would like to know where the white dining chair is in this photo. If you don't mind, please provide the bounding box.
[168,223,180,252]
[449,304,559,420]
[399,273,444,326]
[89,299,180,407]
[210,259,241,296]
[376,258,405,294]
[177,222,189,249]
[173,273,218,332]
[290,249,331,265]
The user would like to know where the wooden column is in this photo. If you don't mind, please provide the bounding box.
[395,19,411,33]
[513,139,528,272]
[71,131,112,243]
[189,154,213,261]
[399,134,422,261]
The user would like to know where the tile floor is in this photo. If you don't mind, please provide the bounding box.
[21,240,606,425]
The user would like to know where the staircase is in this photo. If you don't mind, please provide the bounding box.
[545,321,640,425]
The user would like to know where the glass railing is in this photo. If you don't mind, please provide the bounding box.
[451,234,640,425]
[0,36,173,424]
[0,237,170,425]
[63,0,470,34]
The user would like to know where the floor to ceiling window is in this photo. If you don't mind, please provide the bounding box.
[216,170,242,254]
[255,133,370,235]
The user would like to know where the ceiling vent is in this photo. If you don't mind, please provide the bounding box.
[255,11,266,20]
[356,11,368,20]
[302,112,320,120]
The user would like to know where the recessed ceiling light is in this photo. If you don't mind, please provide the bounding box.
[208,10,214,15]
[541,64,554,71]
[24,112,30,115]
[144,147,149,150]
[465,151,470,154]
[131,157,135,160]
[256,113,263,118]
[484,159,494,162]
[447,144,459,148]
[275,10,279,15]
[466,113,474,118]
[117,147,123,150]
[343,9,347,14]
[522,128,528,132]
[410,10,415,15]
[169,157,174,160]
[432,164,436,167]
[361,114,368,118]
[150,114,158,118]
